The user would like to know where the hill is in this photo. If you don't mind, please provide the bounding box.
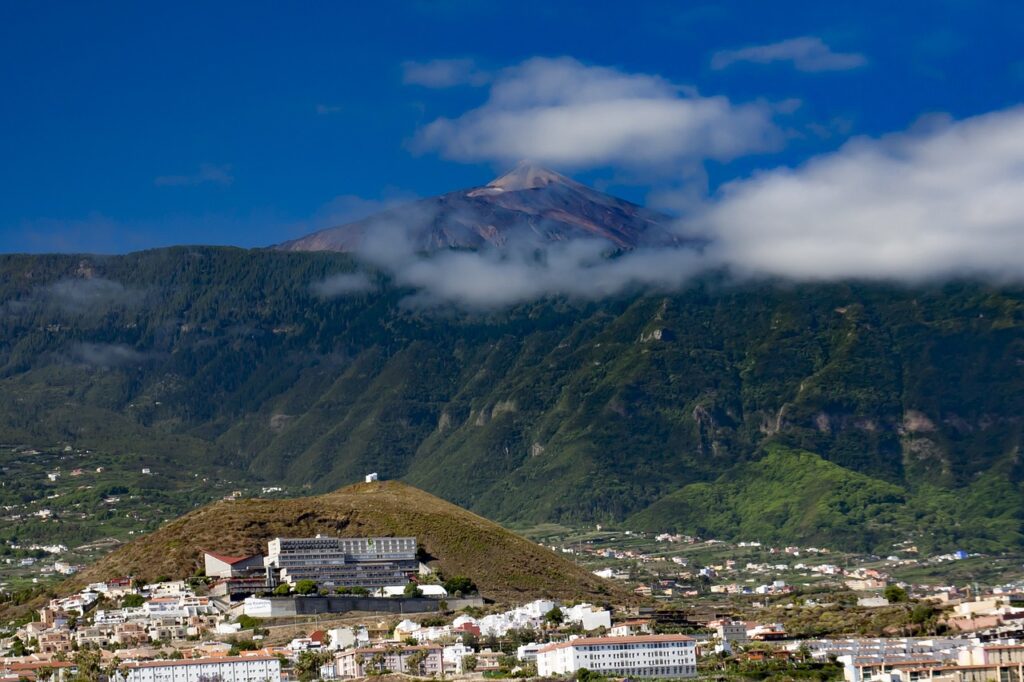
[0,247,1021,554]
[276,162,680,252]
[70,480,625,603]
[627,445,1024,552]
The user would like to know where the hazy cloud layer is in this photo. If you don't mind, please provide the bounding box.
[319,106,1024,308]
[711,37,867,72]
[155,163,234,187]
[310,272,376,297]
[43,277,145,313]
[412,57,782,168]
[402,58,491,87]
[700,106,1024,281]
[69,342,152,368]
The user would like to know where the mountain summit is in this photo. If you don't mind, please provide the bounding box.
[484,161,579,191]
[277,163,680,252]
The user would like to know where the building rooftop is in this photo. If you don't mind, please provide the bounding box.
[539,634,694,653]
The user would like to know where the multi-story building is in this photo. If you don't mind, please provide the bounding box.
[536,634,697,679]
[265,535,418,588]
[37,629,73,654]
[712,619,750,644]
[334,645,445,677]
[117,656,280,682]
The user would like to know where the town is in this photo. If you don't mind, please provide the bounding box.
[3,528,1024,682]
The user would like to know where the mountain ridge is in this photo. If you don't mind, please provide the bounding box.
[0,246,1021,555]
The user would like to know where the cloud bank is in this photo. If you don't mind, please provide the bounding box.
[316,106,1024,308]
[699,106,1024,281]
[412,57,782,169]
[711,37,867,72]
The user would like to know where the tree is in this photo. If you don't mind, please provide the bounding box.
[405,650,427,676]
[72,648,102,682]
[103,656,123,682]
[442,576,477,595]
[236,615,259,630]
[403,582,423,598]
[463,655,478,672]
[294,580,318,596]
[295,650,333,682]
[273,583,292,596]
[369,652,388,675]
[884,585,909,603]
[543,606,565,626]
[121,594,145,608]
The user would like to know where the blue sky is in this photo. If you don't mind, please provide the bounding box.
[1,1,1022,254]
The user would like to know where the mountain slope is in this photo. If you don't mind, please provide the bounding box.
[277,163,680,252]
[0,248,1022,553]
[627,445,1024,552]
[69,480,624,603]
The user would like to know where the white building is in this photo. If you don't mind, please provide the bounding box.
[117,656,280,682]
[713,620,749,644]
[536,634,697,679]
[562,603,612,631]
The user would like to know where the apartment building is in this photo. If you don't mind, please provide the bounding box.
[117,656,280,682]
[536,634,697,679]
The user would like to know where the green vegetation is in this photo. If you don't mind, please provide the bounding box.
[0,247,1021,554]
[628,446,1024,553]
[884,584,909,603]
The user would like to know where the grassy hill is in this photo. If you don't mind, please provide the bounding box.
[69,480,626,603]
[627,445,1024,553]
[0,247,1022,553]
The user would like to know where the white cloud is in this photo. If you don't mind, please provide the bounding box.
[412,57,782,169]
[711,36,867,72]
[402,58,490,88]
[699,107,1024,281]
[154,163,234,187]
[310,272,376,297]
[343,106,1024,308]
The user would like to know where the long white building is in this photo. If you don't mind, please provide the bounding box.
[536,634,697,679]
[118,656,280,682]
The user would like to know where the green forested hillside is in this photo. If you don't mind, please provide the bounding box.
[0,247,1022,553]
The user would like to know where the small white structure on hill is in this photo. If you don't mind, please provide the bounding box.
[365,472,379,482]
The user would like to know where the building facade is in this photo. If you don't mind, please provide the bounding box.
[334,645,445,677]
[537,634,697,679]
[119,656,280,682]
[265,536,418,588]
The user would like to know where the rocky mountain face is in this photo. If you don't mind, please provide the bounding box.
[0,248,1022,554]
[277,163,682,252]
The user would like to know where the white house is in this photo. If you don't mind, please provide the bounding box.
[537,634,697,678]
[562,603,612,631]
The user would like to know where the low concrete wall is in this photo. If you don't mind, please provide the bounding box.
[292,596,484,615]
